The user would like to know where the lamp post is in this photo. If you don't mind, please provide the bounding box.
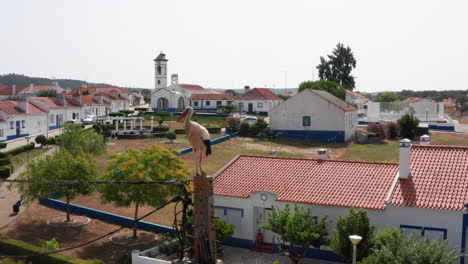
[25,136,31,180]
[349,235,362,264]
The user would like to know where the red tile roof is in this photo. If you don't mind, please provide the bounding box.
[240,88,283,101]
[346,90,370,102]
[0,85,28,96]
[0,101,46,115]
[190,93,236,100]
[29,97,64,108]
[388,145,468,211]
[307,89,357,112]
[69,86,129,95]
[214,155,398,210]
[80,95,110,105]
[179,84,206,91]
[402,97,435,103]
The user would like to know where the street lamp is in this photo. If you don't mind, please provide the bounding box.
[349,235,362,264]
[25,136,31,180]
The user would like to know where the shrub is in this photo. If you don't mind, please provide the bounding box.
[166,131,177,142]
[41,238,60,251]
[35,135,47,146]
[156,111,171,126]
[0,158,11,166]
[174,129,186,134]
[3,143,35,156]
[115,251,132,264]
[109,112,125,117]
[398,114,419,139]
[385,122,399,139]
[47,137,56,145]
[257,127,270,140]
[0,166,11,178]
[251,117,268,136]
[154,126,169,132]
[367,123,385,138]
[331,208,374,262]
[152,132,167,138]
[239,122,251,137]
[0,142,7,149]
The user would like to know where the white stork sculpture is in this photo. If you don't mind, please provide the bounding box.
[177,106,211,176]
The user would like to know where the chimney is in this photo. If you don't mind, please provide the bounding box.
[18,99,29,113]
[399,139,411,179]
[420,134,430,145]
[94,93,103,104]
[12,85,16,96]
[317,148,327,160]
[56,93,67,107]
[72,93,82,105]
[244,85,250,94]
[110,90,118,99]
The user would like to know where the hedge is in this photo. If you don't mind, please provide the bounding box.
[174,129,186,134]
[207,127,222,134]
[0,236,103,264]
[115,134,147,139]
[0,142,7,149]
[0,165,12,178]
[0,157,11,166]
[153,126,169,132]
[152,132,167,138]
[3,143,35,156]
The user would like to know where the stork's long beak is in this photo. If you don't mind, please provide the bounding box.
[177,110,187,122]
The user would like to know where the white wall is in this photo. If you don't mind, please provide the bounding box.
[190,99,233,110]
[1,113,48,140]
[269,90,347,132]
[235,99,282,113]
[345,111,358,140]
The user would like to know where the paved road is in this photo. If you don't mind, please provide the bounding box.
[0,146,57,229]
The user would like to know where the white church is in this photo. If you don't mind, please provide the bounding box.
[150,53,228,112]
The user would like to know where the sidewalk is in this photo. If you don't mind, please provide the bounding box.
[2,128,62,152]
[0,146,57,228]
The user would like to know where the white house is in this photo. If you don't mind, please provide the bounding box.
[213,141,468,263]
[269,89,357,142]
[29,95,81,130]
[0,82,65,101]
[0,99,47,141]
[189,93,236,111]
[235,87,283,115]
[345,89,370,117]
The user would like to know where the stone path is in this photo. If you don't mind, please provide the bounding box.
[222,246,341,264]
[0,146,57,229]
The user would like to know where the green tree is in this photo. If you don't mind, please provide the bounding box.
[262,204,329,264]
[455,95,468,114]
[37,89,57,97]
[186,215,235,255]
[298,80,346,100]
[251,117,269,137]
[375,92,398,102]
[60,124,106,156]
[14,150,98,222]
[119,110,135,117]
[238,122,251,137]
[316,43,357,90]
[99,145,190,239]
[360,228,462,264]
[166,131,176,143]
[156,111,171,126]
[35,135,47,147]
[331,208,374,263]
[109,112,125,117]
[397,114,419,139]
[81,90,90,95]
[225,89,237,96]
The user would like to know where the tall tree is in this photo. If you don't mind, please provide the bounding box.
[331,208,374,263]
[317,43,357,90]
[14,150,98,222]
[99,145,190,239]
[262,204,329,264]
[298,80,346,100]
[375,92,399,102]
[60,123,106,156]
[397,114,419,139]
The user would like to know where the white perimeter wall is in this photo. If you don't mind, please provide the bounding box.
[235,99,282,113]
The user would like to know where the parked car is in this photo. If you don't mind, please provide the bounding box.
[82,115,97,124]
[67,119,82,124]
[240,116,258,126]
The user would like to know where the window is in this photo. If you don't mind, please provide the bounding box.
[257,102,263,108]
[10,121,14,129]
[0,129,3,137]
[206,101,211,106]
[157,65,162,75]
[239,103,243,109]
[157,80,160,85]
[400,225,447,240]
[216,101,222,106]
[50,115,54,124]
[227,101,232,105]
[21,120,25,128]
[364,105,368,110]
[303,116,311,126]
[215,206,243,233]
[193,101,199,107]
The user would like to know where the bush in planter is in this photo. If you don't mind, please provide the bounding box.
[154,126,169,132]
[239,122,251,137]
[35,135,47,146]
[166,131,177,142]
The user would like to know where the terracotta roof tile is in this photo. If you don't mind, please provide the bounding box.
[388,145,468,211]
[190,93,236,100]
[346,89,370,102]
[29,97,64,108]
[214,155,398,210]
[240,88,283,101]
[0,101,46,115]
[308,90,356,112]
[179,84,206,91]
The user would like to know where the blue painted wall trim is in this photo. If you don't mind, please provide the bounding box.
[429,124,455,131]
[178,132,238,155]
[49,125,58,130]
[146,111,229,117]
[400,224,448,240]
[6,133,30,141]
[39,199,175,235]
[271,129,345,143]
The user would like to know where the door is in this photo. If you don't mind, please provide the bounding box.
[257,208,274,244]
[248,103,253,113]
[15,121,21,136]
[56,115,60,127]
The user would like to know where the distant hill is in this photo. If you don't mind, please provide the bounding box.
[0,73,112,90]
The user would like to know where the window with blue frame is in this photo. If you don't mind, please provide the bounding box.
[215,206,243,233]
[21,120,25,128]
[50,115,54,124]
[303,116,311,126]
[206,101,211,106]
[400,225,447,240]
[194,101,199,107]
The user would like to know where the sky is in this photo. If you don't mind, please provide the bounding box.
[1,0,467,92]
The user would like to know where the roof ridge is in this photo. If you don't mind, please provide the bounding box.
[412,144,468,150]
[238,154,399,165]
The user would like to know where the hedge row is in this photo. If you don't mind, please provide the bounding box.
[0,143,34,178]
[0,165,13,178]
[0,142,7,149]
[0,143,35,158]
[0,236,103,264]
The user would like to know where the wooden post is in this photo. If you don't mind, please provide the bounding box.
[193,174,217,264]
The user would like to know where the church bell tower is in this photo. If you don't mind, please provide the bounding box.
[154,52,168,89]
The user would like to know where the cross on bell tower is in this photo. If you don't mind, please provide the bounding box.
[154,52,168,89]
